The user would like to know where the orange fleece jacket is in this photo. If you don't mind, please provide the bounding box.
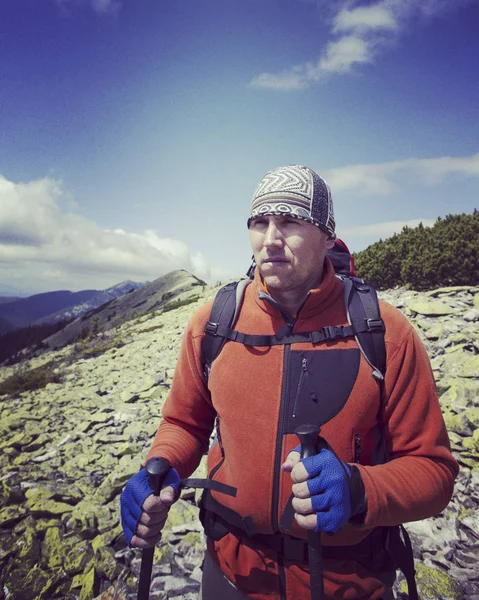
[147,259,458,599]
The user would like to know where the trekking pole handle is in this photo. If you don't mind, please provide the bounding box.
[295,424,325,600]
[137,457,171,600]
[295,423,321,458]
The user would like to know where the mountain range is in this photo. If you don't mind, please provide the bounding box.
[0,280,144,335]
[44,269,205,350]
[0,270,206,365]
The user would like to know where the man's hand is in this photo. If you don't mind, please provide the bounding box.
[120,467,180,548]
[282,447,353,534]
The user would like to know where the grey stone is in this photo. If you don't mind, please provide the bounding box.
[464,309,479,321]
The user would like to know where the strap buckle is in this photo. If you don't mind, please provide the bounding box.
[205,321,219,336]
[324,325,347,340]
[323,326,337,340]
[367,318,385,332]
[279,535,309,563]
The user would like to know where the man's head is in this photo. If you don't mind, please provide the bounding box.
[248,165,336,299]
[247,164,335,239]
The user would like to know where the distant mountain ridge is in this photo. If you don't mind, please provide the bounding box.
[0,280,144,334]
[0,297,21,305]
[0,282,28,297]
[44,270,205,350]
[36,280,145,325]
[0,317,16,335]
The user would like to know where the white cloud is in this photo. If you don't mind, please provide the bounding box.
[0,175,219,293]
[251,0,473,90]
[325,160,405,195]
[317,35,373,74]
[250,70,306,91]
[55,0,121,16]
[341,218,435,240]
[324,152,479,195]
[333,5,397,34]
[90,0,121,15]
[250,35,375,91]
[408,153,479,184]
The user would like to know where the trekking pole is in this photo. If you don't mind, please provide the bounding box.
[137,457,171,600]
[295,424,325,600]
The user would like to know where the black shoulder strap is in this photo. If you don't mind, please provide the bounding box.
[387,525,419,600]
[343,278,386,381]
[203,279,251,381]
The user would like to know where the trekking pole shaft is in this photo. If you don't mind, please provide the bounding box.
[137,549,155,600]
[137,457,171,600]
[307,536,325,599]
[295,424,325,600]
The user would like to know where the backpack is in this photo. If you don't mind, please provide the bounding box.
[201,239,418,600]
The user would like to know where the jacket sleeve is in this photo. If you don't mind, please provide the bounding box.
[145,306,217,478]
[354,312,459,530]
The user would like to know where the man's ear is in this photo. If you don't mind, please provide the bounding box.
[325,237,335,250]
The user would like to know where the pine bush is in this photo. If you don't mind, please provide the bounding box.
[353,212,478,290]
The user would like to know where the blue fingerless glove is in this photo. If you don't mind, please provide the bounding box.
[290,444,366,534]
[302,448,353,534]
[120,466,181,545]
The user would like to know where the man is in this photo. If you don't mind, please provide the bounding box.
[121,165,458,599]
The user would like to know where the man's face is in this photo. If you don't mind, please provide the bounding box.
[248,214,335,294]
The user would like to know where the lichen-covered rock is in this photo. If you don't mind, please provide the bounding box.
[68,499,114,538]
[29,498,75,517]
[41,525,65,569]
[93,546,122,581]
[0,504,28,528]
[463,308,479,321]
[407,299,459,316]
[79,567,100,600]
[93,584,130,600]
[438,378,479,411]
[465,407,479,428]
[463,429,479,452]
[403,561,464,599]
[3,564,59,600]
[442,350,479,378]
[443,411,472,436]
[64,541,94,577]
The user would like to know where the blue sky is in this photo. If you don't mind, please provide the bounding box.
[1,0,478,294]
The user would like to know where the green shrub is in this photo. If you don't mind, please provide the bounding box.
[137,324,164,334]
[354,212,479,290]
[0,361,63,396]
[161,295,200,313]
[69,333,126,361]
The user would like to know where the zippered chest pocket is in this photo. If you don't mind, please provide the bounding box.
[284,348,360,434]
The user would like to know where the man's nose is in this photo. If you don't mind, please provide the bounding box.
[264,222,284,246]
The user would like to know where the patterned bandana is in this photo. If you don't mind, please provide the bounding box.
[247,164,336,238]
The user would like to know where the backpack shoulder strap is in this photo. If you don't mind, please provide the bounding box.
[203,279,252,381]
[387,525,419,600]
[342,278,386,381]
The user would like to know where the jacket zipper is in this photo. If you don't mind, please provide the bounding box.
[292,357,307,417]
[272,344,292,533]
[354,433,361,463]
[209,416,225,479]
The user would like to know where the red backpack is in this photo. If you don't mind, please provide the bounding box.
[326,238,358,278]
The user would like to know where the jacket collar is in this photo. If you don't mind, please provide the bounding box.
[252,257,344,320]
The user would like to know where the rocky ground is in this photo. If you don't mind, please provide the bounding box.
[0,283,478,600]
